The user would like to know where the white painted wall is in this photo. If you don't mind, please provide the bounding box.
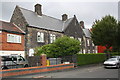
[0,50,25,58]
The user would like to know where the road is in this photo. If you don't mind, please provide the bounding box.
[15,64,119,79]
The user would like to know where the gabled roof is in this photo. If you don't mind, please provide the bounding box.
[0,20,25,34]
[83,29,91,38]
[18,6,74,32]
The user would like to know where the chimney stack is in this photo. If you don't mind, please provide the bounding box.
[80,21,85,29]
[35,4,42,16]
[62,14,68,21]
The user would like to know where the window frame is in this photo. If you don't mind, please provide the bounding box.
[50,34,56,43]
[7,34,21,43]
[37,32,44,43]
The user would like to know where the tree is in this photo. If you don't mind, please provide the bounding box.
[113,21,120,52]
[91,15,117,52]
[35,36,81,57]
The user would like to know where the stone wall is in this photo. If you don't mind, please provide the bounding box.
[26,27,63,55]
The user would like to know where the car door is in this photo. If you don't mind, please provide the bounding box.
[17,56,25,67]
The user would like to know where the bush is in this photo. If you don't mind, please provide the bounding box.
[35,36,81,58]
[77,53,106,66]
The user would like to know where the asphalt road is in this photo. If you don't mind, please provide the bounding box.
[15,64,119,78]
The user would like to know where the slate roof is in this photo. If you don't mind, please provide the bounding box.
[0,20,25,34]
[19,6,73,32]
[83,29,91,38]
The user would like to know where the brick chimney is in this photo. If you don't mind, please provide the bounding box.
[35,4,42,16]
[80,21,85,29]
[62,14,68,21]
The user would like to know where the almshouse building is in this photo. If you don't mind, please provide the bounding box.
[10,4,97,56]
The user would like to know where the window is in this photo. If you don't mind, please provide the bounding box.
[37,32,44,42]
[70,36,74,39]
[88,50,90,53]
[7,34,21,43]
[87,39,90,46]
[92,42,94,46]
[83,49,86,54]
[50,34,56,43]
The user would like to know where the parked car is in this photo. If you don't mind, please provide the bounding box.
[103,57,120,68]
[1,55,29,70]
[111,56,120,59]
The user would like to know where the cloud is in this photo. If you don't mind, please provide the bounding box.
[0,1,118,28]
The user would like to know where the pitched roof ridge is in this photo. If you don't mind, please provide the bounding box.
[18,5,34,13]
[65,17,74,22]
[18,5,63,22]
[43,14,62,22]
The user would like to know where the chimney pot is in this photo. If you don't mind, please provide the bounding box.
[80,21,85,29]
[62,14,68,21]
[35,4,42,16]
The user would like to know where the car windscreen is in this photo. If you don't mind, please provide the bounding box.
[107,58,117,61]
[1,56,17,61]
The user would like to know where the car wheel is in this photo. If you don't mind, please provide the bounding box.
[24,64,29,68]
[2,66,9,70]
[116,64,120,69]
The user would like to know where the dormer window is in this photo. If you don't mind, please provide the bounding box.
[37,32,44,42]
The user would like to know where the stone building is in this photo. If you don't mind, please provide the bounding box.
[79,21,97,54]
[10,4,84,56]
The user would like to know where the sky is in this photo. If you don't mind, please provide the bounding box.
[0,0,119,28]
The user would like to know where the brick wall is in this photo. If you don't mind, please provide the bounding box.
[1,63,74,77]
[0,31,25,51]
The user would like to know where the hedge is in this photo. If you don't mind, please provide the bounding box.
[77,53,106,66]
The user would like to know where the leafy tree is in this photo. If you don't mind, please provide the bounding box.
[113,21,120,52]
[91,15,117,52]
[35,36,81,57]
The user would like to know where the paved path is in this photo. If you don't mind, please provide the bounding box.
[15,64,119,78]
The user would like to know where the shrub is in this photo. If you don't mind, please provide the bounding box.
[77,54,106,66]
[35,36,81,58]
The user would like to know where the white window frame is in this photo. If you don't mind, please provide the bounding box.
[37,32,44,42]
[7,34,21,43]
[92,42,95,46]
[83,49,86,54]
[70,36,74,39]
[50,34,56,43]
[88,50,90,53]
[87,39,90,46]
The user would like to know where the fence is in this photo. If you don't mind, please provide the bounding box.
[48,58,62,65]
[47,55,77,66]
[26,56,41,67]
[61,55,77,66]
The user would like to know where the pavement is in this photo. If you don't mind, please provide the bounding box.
[13,63,119,78]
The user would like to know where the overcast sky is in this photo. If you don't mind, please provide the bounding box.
[0,0,119,28]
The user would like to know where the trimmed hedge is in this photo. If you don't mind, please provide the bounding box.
[77,53,106,66]
[110,52,120,56]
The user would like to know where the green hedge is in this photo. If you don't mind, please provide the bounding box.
[77,53,106,66]
[110,52,120,56]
